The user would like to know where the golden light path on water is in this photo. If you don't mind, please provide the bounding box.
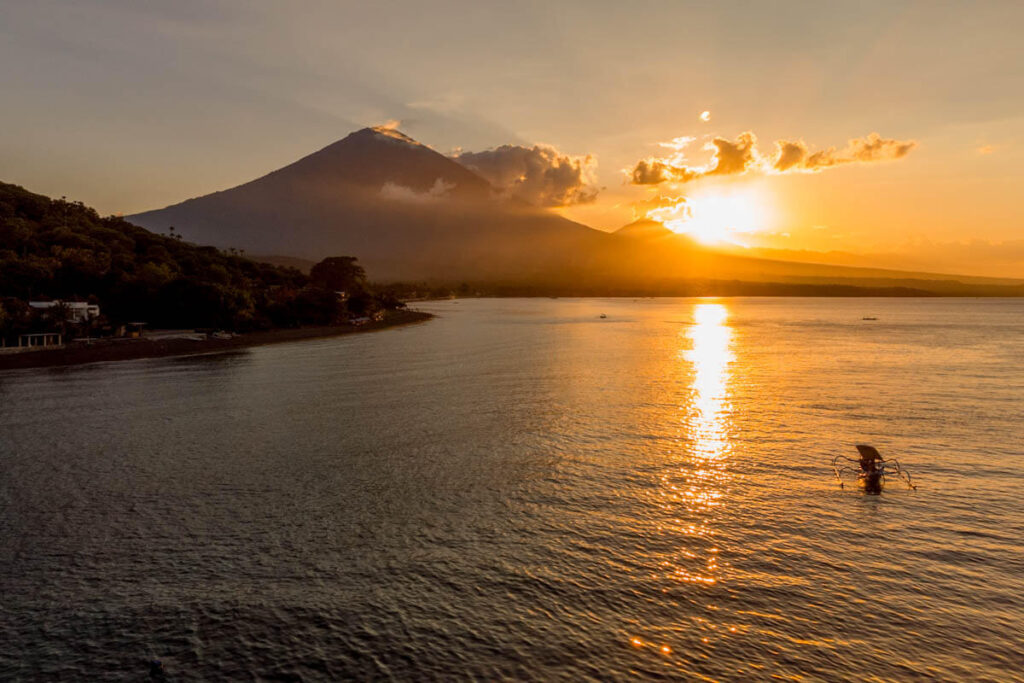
[634,302,736,657]
[687,303,734,463]
[664,302,734,586]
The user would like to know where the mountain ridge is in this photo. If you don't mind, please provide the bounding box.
[128,128,1024,291]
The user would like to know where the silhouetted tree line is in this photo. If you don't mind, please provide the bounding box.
[0,182,403,338]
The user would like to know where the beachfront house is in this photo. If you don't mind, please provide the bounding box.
[29,300,100,322]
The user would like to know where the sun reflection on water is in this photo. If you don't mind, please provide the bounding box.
[658,302,734,587]
[632,302,737,655]
[685,303,734,465]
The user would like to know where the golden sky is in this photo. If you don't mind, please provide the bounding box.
[1,1,1021,276]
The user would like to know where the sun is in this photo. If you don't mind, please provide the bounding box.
[649,185,774,246]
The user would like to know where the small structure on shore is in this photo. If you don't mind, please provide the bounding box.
[124,322,146,338]
[16,332,63,348]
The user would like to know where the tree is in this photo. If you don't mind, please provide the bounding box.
[0,298,31,344]
[309,256,366,293]
[345,289,375,317]
[42,300,72,339]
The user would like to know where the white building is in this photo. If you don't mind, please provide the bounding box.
[29,300,100,322]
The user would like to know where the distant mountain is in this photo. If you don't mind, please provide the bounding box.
[251,254,317,274]
[606,219,1024,294]
[717,243,1024,283]
[129,127,1023,294]
[129,127,609,282]
[614,219,685,242]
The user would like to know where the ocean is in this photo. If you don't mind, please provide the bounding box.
[1,298,1021,680]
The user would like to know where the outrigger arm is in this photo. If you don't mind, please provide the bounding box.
[830,449,917,491]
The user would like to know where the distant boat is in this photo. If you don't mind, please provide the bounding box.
[862,316,878,321]
[599,313,607,319]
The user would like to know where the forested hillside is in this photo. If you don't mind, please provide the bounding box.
[0,181,387,333]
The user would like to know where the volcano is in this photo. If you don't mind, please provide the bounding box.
[129,126,609,282]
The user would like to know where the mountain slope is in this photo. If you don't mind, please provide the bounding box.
[614,219,681,241]
[610,219,1024,289]
[129,127,609,282]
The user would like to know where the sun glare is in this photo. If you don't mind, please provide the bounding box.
[649,186,773,246]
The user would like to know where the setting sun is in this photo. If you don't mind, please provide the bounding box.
[647,186,774,245]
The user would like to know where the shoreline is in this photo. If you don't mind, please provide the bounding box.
[0,309,433,371]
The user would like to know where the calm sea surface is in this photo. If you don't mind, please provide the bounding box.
[1,298,1022,681]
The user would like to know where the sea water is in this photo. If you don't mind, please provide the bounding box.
[1,298,1022,680]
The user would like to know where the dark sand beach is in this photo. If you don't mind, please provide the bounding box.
[0,309,432,370]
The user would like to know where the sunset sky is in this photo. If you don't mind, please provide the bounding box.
[1,1,1021,275]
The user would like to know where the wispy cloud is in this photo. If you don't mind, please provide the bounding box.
[630,131,917,185]
[379,177,454,202]
[773,133,917,171]
[630,194,689,221]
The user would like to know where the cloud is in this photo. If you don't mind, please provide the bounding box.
[707,131,759,176]
[630,130,918,185]
[631,159,680,185]
[379,178,455,202]
[774,133,918,171]
[630,132,760,184]
[773,140,808,172]
[660,136,696,151]
[630,194,688,220]
[370,121,428,147]
[846,133,917,162]
[452,144,599,206]
[644,197,692,225]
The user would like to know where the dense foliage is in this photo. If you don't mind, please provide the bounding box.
[0,181,397,338]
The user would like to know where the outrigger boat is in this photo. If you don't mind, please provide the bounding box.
[832,445,916,494]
